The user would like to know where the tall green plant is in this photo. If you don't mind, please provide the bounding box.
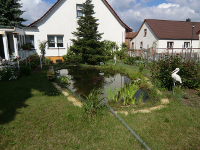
[83,89,104,116]
[39,40,48,60]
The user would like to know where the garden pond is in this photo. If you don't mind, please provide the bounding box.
[56,66,149,104]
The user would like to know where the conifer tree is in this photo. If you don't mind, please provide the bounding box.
[0,0,26,27]
[69,0,104,65]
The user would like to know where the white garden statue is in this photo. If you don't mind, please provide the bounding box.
[171,68,182,89]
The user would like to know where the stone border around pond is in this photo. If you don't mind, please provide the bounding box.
[52,82,82,107]
[52,82,169,115]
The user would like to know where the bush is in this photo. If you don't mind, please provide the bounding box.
[151,56,199,89]
[42,58,53,65]
[29,54,40,69]
[20,66,31,76]
[0,67,18,81]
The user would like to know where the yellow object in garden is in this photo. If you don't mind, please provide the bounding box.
[47,70,55,76]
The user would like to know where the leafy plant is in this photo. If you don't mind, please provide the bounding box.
[59,76,69,84]
[29,54,40,69]
[39,40,48,60]
[83,89,105,116]
[0,67,18,81]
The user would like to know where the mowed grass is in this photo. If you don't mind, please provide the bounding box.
[0,66,143,149]
[0,64,200,149]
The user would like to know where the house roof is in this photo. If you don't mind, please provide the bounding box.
[27,0,132,32]
[126,32,137,39]
[143,19,200,40]
[196,30,200,35]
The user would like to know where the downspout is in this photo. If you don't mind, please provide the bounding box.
[103,101,151,150]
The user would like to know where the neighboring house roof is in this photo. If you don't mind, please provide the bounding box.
[140,19,200,40]
[126,32,137,39]
[27,0,132,32]
[196,30,200,35]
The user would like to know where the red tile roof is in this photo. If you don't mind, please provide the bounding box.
[126,32,137,39]
[197,30,200,35]
[144,19,200,40]
[27,0,132,32]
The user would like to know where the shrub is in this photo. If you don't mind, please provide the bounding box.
[20,66,31,76]
[29,54,40,69]
[151,56,199,89]
[0,67,18,81]
[42,58,53,65]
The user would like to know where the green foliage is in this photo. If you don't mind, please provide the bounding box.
[39,40,48,60]
[42,57,53,65]
[0,0,26,27]
[58,76,69,84]
[115,42,128,60]
[102,40,119,60]
[29,54,40,69]
[83,89,105,116]
[106,83,139,105]
[151,56,199,89]
[0,67,18,81]
[68,0,105,65]
[20,65,31,76]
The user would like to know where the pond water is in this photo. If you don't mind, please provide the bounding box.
[57,66,131,101]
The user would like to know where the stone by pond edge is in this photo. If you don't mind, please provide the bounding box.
[52,82,169,116]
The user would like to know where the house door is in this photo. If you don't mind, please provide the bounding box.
[0,35,5,59]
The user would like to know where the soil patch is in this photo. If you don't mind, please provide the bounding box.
[182,89,200,108]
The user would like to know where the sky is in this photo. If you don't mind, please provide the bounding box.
[20,0,200,32]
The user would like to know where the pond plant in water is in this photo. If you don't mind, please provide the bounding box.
[106,83,140,106]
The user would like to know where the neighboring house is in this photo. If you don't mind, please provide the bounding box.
[131,19,200,54]
[22,0,132,62]
[196,30,200,56]
[125,32,137,50]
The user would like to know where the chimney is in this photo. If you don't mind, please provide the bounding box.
[186,18,191,22]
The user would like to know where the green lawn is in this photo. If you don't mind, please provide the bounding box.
[0,64,200,149]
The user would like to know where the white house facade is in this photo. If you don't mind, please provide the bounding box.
[131,19,200,54]
[23,0,132,62]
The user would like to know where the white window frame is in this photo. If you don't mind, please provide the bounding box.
[167,41,174,48]
[184,42,190,48]
[47,35,64,48]
[77,4,83,17]
[25,35,35,49]
[140,41,143,48]
[144,29,147,37]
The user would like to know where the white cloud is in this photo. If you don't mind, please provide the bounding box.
[20,0,52,25]
[107,0,200,31]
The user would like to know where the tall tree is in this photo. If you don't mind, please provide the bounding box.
[0,0,26,27]
[69,0,104,65]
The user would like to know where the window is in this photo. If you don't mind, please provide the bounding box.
[140,41,143,48]
[144,29,147,37]
[184,42,190,48]
[167,42,174,48]
[131,42,134,49]
[25,35,34,48]
[77,4,83,17]
[48,35,64,48]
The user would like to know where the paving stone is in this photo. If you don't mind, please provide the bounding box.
[62,91,69,97]
[73,102,82,107]
[161,98,169,104]
[133,109,151,114]
[150,105,166,111]
[67,96,77,103]
[115,111,128,116]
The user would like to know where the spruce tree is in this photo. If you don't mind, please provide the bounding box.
[0,0,26,27]
[69,0,104,65]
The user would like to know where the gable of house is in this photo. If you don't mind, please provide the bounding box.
[23,0,132,60]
